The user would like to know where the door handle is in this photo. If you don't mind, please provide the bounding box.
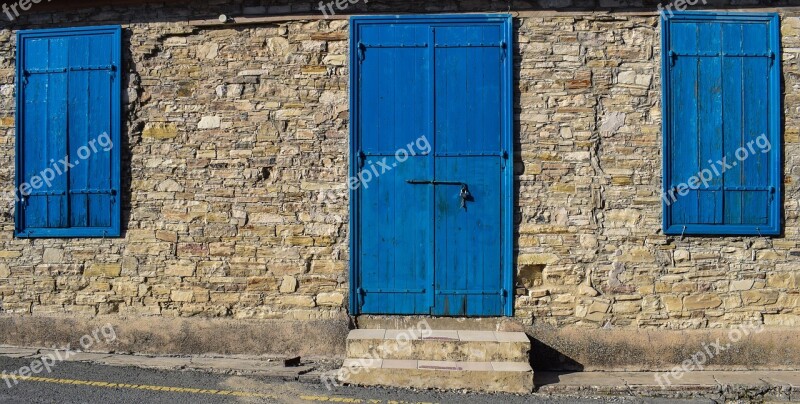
[407,180,472,209]
[406,180,466,186]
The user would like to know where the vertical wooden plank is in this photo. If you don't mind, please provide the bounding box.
[21,38,48,229]
[389,25,402,315]
[722,23,744,225]
[358,26,380,153]
[68,34,90,228]
[696,22,723,224]
[88,33,114,228]
[741,22,770,225]
[669,22,699,225]
[45,38,69,228]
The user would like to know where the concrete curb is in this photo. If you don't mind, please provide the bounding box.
[0,345,324,380]
[536,371,800,401]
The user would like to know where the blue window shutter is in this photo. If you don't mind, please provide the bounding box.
[662,12,781,236]
[16,26,122,238]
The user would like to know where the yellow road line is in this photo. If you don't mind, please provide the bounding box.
[4,375,436,403]
[5,375,274,398]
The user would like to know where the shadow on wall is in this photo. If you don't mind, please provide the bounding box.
[120,28,135,236]
[529,334,585,371]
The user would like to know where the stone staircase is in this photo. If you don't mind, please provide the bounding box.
[342,329,534,393]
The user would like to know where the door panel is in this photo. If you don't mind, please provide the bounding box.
[356,23,432,314]
[360,155,432,314]
[432,26,505,316]
[433,157,503,316]
[359,24,430,153]
[433,26,504,155]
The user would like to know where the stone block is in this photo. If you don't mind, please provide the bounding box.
[142,123,179,139]
[85,264,122,278]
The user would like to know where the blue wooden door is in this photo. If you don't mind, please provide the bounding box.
[351,15,513,317]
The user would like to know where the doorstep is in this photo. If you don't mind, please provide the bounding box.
[343,329,534,393]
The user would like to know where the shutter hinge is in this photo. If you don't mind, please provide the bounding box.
[357,150,366,169]
[501,150,509,169]
[769,51,775,66]
[110,189,117,204]
[770,186,776,202]
[501,288,508,307]
[357,42,366,63]
[21,71,29,86]
[110,64,117,79]
[500,40,507,62]
[356,287,365,308]
[669,50,678,66]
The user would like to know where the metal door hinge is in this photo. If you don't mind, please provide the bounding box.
[357,150,366,169]
[357,42,366,62]
[356,287,365,307]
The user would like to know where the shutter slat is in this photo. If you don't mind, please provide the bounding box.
[46,39,69,228]
[68,34,90,227]
[88,32,114,228]
[669,22,700,225]
[740,22,771,226]
[722,22,745,225]
[696,22,724,225]
[22,38,49,229]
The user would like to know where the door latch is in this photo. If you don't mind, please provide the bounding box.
[460,185,471,209]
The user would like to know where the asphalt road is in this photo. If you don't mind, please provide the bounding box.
[0,356,712,404]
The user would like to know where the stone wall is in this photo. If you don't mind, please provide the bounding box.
[0,0,798,361]
[512,10,800,331]
[0,3,353,323]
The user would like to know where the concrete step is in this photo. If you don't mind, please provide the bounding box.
[347,329,530,362]
[341,358,534,394]
[356,316,524,331]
